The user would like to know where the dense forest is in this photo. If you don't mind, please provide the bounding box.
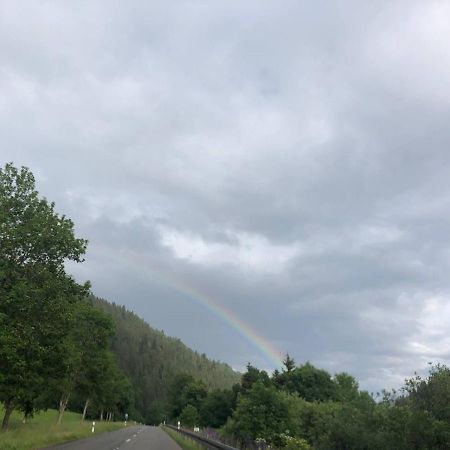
[0,164,134,429]
[92,296,240,423]
[168,358,450,450]
[0,163,239,428]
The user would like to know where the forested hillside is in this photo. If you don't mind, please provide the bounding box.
[0,164,130,431]
[0,163,238,431]
[92,296,240,423]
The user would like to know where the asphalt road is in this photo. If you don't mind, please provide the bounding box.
[45,425,181,450]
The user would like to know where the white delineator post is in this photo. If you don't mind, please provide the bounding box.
[177,421,180,430]
[92,421,95,433]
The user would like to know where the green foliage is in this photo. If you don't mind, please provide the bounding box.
[274,362,337,401]
[91,296,240,423]
[0,163,89,429]
[224,381,292,445]
[168,375,207,425]
[282,354,296,373]
[92,351,134,418]
[179,404,200,427]
[0,163,87,269]
[181,382,208,414]
[168,374,196,418]
[0,164,135,431]
[333,372,359,402]
[0,163,237,435]
[403,363,450,421]
[221,363,450,449]
[200,389,234,428]
[146,400,169,425]
[48,299,118,423]
[241,364,271,394]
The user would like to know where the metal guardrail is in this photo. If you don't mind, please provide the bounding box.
[165,424,239,450]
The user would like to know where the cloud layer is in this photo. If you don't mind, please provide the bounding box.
[2,0,450,391]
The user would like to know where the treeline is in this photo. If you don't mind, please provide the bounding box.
[0,163,239,430]
[92,297,240,424]
[0,164,132,430]
[171,358,450,450]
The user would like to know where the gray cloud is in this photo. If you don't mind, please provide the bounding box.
[2,0,450,391]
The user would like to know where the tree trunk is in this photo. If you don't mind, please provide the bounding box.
[81,399,90,421]
[1,399,14,431]
[56,393,70,425]
[100,409,104,421]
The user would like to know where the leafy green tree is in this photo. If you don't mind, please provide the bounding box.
[224,381,291,446]
[200,389,234,427]
[94,351,133,421]
[181,380,207,413]
[179,404,199,427]
[53,300,114,424]
[404,363,450,421]
[167,374,207,420]
[279,362,337,401]
[0,163,88,430]
[146,400,169,425]
[315,396,379,450]
[241,364,270,394]
[168,373,195,418]
[334,372,359,402]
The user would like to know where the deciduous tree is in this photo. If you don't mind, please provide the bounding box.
[0,163,88,430]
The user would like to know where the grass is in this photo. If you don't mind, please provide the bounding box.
[163,427,205,450]
[0,406,125,450]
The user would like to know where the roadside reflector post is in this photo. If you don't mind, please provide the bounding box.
[92,421,95,433]
[177,421,180,430]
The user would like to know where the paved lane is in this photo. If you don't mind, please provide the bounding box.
[45,425,181,450]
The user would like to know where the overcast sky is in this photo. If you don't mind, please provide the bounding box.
[2,0,450,392]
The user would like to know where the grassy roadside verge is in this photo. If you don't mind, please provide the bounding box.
[163,427,205,450]
[0,407,125,450]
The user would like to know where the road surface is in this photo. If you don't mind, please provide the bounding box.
[46,425,181,450]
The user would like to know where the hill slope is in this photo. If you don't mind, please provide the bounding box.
[91,296,240,422]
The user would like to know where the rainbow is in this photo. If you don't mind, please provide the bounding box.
[93,245,284,369]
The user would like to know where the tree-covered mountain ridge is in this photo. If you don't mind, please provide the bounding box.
[91,296,241,422]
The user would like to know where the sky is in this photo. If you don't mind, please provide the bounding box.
[2,0,450,392]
